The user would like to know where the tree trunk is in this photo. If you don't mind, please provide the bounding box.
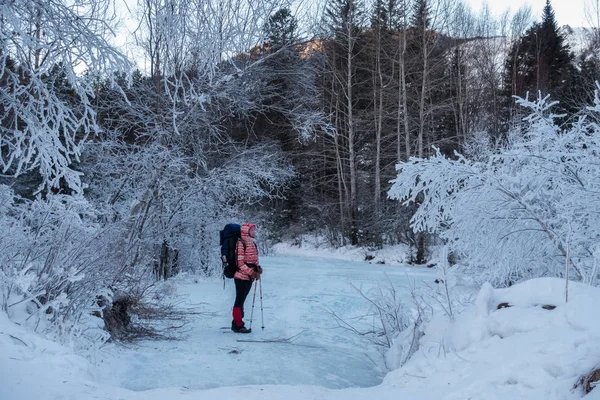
[456,50,467,146]
[333,102,347,246]
[159,239,170,280]
[416,233,426,264]
[397,15,411,162]
[374,29,383,208]
[418,33,428,159]
[346,24,358,245]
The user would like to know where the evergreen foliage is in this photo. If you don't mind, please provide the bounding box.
[504,0,574,113]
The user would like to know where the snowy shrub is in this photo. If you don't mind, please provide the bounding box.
[331,279,432,371]
[389,93,600,286]
[0,192,108,337]
[0,188,192,344]
[98,290,191,342]
[361,282,414,351]
[0,185,22,312]
[384,258,472,371]
[385,317,425,371]
[382,278,600,398]
[344,274,467,371]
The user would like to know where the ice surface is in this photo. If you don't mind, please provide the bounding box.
[93,255,435,391]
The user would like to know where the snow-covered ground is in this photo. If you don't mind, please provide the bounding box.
[1,253,435,399]
[2,251,600,400]
[93,254,433,391]
[272,235,412,265]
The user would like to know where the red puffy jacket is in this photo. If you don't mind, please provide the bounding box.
[234,223,259,281]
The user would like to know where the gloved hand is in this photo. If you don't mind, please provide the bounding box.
[255,265,263,274]
[251,270,261,280]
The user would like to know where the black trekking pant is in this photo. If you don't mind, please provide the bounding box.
[234,278,253,310]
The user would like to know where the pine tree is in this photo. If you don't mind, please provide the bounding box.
[260,7,300,107]
[504,0,574,111]
[263,8,298,51]
[371,0,388,31]
[411,0,430,33]
[538,0,573,95]
[325,0,364,39]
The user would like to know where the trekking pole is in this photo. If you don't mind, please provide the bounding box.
[260,278,264,330]
[249,280,258,330]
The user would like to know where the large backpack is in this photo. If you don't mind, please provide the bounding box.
[220,224,241,278]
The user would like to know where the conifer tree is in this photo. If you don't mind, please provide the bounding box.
[504,0,574,111]
[264,7,298,51]
[411,0,430,32]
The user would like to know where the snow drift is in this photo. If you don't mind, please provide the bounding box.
[385,277,600,399]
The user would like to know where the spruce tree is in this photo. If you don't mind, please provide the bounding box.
[538,0,573,95]
[263,8,298,51]
[410,0,430,32]
[504,0,574,110]
[371,0,388,31]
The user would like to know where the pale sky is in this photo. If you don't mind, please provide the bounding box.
[113,0,593,69]
[466,0,590,27]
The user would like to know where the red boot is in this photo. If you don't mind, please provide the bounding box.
[232,307,251,333]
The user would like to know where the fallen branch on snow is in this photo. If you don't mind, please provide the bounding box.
[236,330,324,349]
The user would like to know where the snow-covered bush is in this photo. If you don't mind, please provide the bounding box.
[0,186,196,344]
[389,93,600,286]
[383,255,472,371]
[0,185,23,312]
[0,189,110,339]
[333,278,438,371]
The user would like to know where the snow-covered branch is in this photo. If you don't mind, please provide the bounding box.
[0,0,130,193]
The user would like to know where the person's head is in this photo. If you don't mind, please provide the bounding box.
[241,222,257,239]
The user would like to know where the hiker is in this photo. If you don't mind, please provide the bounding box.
[231,222,263,333]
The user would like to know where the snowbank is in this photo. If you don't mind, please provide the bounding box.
[273,235,410,265]
[0,312,95,398]
[385,278,600,399]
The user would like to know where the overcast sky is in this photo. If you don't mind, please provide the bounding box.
[465,0,591,27]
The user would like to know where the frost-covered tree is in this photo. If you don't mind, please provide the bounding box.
[82,135,294,277]
[389,93,600,286]
[135,0,284,80]
[0,0,130,194]
[0,0,299,343]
